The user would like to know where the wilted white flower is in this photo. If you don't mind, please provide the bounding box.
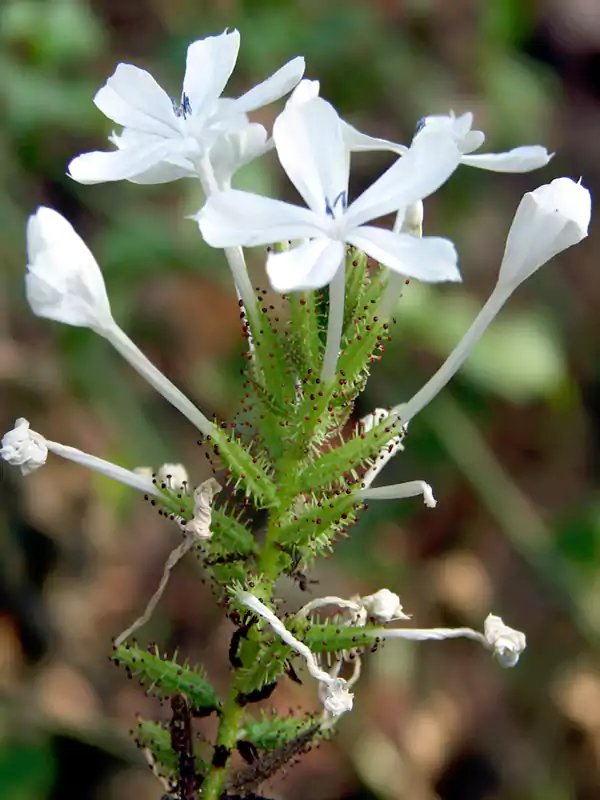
[484,614,527,667]
[1,418,160,495]
[0,418,48,475]
[497,177,591,294]
[26,207,113,334]
[183,478,222,540]
[318,677,354,716]
[360,589,410,623]
[237,591,354,718]
[68,29,304,186]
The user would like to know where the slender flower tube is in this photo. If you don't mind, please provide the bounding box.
[1,418,161,496]
[25,207,216,439]
[237,592,354,717]
[393,177,591,424]
[359,408,405,489]
[68,29,304,185]
[359,480,437,508]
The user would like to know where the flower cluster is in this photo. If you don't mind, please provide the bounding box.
[2,28,592,800]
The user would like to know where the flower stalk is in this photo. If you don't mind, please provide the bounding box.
[3,28,592,797]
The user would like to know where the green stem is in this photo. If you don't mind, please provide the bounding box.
[201,689,247,800]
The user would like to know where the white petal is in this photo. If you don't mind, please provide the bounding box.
[345,133,461,228]
[273,98,349,216]
[285,78,320,108]
[209,123,269,186]
[342,120,406,154]
[233,56,305,114]
[26,207,113,331]
[197,190,325,247]
[68,139,180,185]
[183,30,240,117]
[94,64,179,137]
[415,111,484,153]
[266,238,344,292]
[461,145,553,172]
[109,129,195,183]
[347,227,461,283]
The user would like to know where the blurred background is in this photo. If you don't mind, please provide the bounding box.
[1,1,600,798]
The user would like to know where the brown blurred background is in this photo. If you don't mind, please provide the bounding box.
[2,1,600,798]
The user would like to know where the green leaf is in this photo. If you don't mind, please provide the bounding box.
[113,643,223,713]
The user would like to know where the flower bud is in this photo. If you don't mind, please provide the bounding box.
[484,614,526,667]
[0,418,48,475]
[26,207,114,333]
[498,178,591,294]
[156,463,189,492]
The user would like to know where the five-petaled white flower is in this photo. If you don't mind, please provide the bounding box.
[411,111,553,173]
[287,84,552,174]
[197,97,463,293]
[68,29,304,186]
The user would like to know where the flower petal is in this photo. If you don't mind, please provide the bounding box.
[183,30,240,118]
[341,120,406,154]
[197,190,325,247]
[209,123,269,187]
[347,226,461,283]
[273,97,349,216]
[266,238,344,292]
[285,78,321,108]
[233,56,305,114]
[345,133,461,228]
[415,111,485,153]
[461,145,553,172]
[68,139,181,185]
[94,64,179,137]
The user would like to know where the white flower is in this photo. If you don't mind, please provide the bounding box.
[484,614,526,667]
[183,478,222,540]
[25,207,215,438]
[197,97,462,293]
[287,89,551,175]
[156,463,189,492]
[68,30,304,186]
[359,589,410,623]
[0,418,48,475]
[1,419,161,495]
[497,177,591,294]
[26,207,113,333]
[414,111,553,173]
